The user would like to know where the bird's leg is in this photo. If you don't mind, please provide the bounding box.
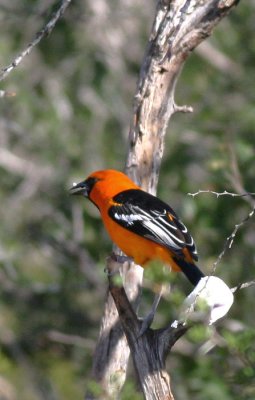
[139,284,168,337]
[112,254,133,264]
[105,252,133,276]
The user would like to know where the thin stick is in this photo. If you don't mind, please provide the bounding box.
[0,0,72,82]
[232,280,255,293]
[183,192,255,322]
[210,206,255,276]
[188,189,255,273]
[188,190,255,198]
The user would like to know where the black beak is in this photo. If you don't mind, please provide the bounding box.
[69,181,89,197]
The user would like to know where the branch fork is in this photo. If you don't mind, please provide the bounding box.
[89,0,241,397]
[106,254,188,399]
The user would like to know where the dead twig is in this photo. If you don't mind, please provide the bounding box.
[47,330,95,349]
[188,190,255,198]
[0,90,16,98]
[188,189,255,275]
[232,280,255,293]
[196,41,242,76]
[0,0,72,82]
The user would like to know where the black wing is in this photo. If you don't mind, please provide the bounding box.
[108,189,198,261]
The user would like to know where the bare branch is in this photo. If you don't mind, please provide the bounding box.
[0,0,72,82]
[106,256,188,400]
[226,138,255,207]
[0,147,53,179]
[188,189,255,198]
[0,90,16,98]
[210,205,255,276]
[172,186,255,326]
[47,330,95,349]
[90,0,241,397]
[232,280,255,293]
[196,41,242,76]
[188,189,255,274]
[173,103,194,114]
[188,189,255,275]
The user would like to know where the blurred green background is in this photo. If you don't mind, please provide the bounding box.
[0,0,254,399]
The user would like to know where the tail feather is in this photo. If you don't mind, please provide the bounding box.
[173,257,204,286]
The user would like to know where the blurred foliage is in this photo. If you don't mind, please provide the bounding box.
[0,0,254,399]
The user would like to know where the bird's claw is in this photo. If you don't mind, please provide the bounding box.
[105,253,133,276]
[137,288,164,337]
[138,313,155,337]
[110,253,133,264]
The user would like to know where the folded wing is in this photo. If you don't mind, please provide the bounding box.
[108,189,198,261]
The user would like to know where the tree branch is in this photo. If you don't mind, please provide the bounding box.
[89,0,241,398]
[232,280,255,293]
[107,256,188,400]
[188,189,255,276]
[0,0,72,82]
[196,41,242,76]
[188,190,255,198]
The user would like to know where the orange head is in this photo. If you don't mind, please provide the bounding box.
[70,169,140,210]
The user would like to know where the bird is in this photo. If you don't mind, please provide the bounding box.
[70,169,205,287]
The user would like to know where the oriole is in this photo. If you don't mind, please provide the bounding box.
[70,169,204,286]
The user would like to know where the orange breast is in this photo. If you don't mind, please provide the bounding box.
[101,209,181,271]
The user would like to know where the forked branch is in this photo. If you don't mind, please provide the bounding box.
[89,1,241,398]
[107,256,188,400]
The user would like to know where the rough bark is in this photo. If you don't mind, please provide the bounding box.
[107,257,188,400]
[86,1,240,399]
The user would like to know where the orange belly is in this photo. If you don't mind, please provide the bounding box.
[102,211,181,271]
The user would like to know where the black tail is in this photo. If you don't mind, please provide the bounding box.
[173,257,204,286]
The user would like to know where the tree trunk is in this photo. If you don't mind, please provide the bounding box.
[86,0,240,398]
[107,258,188,400]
